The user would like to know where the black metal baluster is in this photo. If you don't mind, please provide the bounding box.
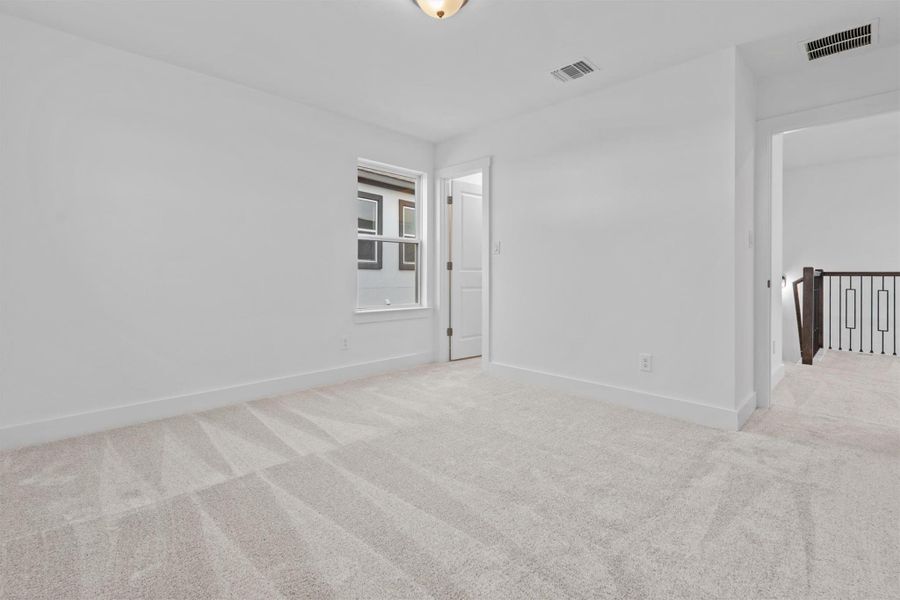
[848,278,854,351]
[828,275,833,349]
[859,276,864,353]
[838,276,843,350]
[880,276,886,354]
[870,275,874,353]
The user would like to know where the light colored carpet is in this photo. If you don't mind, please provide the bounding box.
[1,353,898,599]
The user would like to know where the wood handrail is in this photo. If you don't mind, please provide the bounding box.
[821,271,900,277]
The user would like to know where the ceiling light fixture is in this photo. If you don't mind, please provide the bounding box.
[413,0,468,20]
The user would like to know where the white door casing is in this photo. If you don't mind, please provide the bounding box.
[753,91,900,409]
[449,181,483,360]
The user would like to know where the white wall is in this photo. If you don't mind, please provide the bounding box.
[781,152,900,362]
[758,45,900,120]
[437,48,753,428]
[770,134,785,383]
[734,49,757,411]
[0,15,435,442]
[453,173,483,186]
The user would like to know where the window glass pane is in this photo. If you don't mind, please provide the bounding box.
[357,198,378,232]
[357,165,419,309]
[401,205,416,237]
[399,242,416,271]
[358,240,418,308]
[358,239,378,263]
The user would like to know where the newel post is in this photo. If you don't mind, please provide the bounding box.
[801,267,815,365]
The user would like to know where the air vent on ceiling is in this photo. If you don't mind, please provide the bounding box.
[551,58,599,83]
[801,20,878,61]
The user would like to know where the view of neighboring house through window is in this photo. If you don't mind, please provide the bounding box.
[399,199,416,271]
[357,191,382,270]
[357,165,420,309]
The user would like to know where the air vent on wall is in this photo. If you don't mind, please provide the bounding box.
[801,20,878,61]
[551,58,599,82]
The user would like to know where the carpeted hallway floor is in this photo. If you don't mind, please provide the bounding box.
[2,353,898,599]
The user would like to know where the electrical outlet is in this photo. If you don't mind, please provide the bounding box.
[341,336,350,350]
[639,353,653,372]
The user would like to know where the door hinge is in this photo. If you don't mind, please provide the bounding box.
[447,327,453,337]
[447,261,453,270]
[447,195,453,205]
[767,279,771,288]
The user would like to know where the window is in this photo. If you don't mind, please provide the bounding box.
[357,164,422,310]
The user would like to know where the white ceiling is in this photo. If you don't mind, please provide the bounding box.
[1,0,898,142]
[783,111,900,169]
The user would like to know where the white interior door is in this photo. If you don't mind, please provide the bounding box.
[449,181,483,360]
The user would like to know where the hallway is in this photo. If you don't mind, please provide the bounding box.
[756,351,899,430]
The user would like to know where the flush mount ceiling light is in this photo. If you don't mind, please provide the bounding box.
[413,0,468,20]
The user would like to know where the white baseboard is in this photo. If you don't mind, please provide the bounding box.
[0,352,433,451]
[736,391,757,429]
[488,362,751,431]
[771,363,785,389]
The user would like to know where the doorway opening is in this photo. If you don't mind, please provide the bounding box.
[767,110,899,418]
[436,158,491,363]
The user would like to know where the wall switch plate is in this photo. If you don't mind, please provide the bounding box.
[341,336,350,350]
[492,241,502,255]
[639,353,652,372]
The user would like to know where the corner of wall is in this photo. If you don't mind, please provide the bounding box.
[733,46,758,413]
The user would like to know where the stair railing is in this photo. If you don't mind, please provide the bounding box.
[793,267,899,365]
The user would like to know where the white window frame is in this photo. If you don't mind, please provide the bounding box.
[355,158,430,321]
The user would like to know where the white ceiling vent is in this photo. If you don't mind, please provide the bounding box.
[550,58,599,83]
[801,20,878,61]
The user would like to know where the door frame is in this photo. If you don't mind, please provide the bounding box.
[434,157,492,366]
[753,91,899,409]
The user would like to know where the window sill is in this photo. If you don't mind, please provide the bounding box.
[354,306,432,324]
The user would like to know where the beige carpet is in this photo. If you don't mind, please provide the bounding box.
[1,353,898,599]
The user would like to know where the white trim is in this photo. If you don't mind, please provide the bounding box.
[771,363,785,390]
[736,391,758,429]
[354,306,433,323]
[435,156,492,365]
[357,157,426,181]
[753,91,900,411]
[357,234,418,245]
[0,352,433,451]
[489,362,751,431]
